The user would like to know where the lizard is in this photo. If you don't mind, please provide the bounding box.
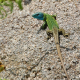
[32,12,70,80]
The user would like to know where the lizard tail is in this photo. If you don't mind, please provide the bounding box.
[56,44,70,80]
[53,28,70,80]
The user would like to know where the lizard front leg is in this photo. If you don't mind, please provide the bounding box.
[51,15,56,20]
[37,21,47,34]
[58,28,70,37]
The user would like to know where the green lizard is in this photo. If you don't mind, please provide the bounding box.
[32,12,70,80]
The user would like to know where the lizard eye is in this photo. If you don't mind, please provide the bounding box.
[36,14,39,16]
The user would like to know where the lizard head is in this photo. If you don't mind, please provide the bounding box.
[32,12,44,20]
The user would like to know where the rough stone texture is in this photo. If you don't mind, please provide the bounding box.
[0,0,80,80]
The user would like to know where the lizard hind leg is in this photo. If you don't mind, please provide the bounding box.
[58,28,70,37]
[46,30,53,40]
[46,30,60,44]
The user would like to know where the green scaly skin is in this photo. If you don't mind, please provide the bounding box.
[32,13,70,80]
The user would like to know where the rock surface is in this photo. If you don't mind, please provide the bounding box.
[0,0,80,80]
